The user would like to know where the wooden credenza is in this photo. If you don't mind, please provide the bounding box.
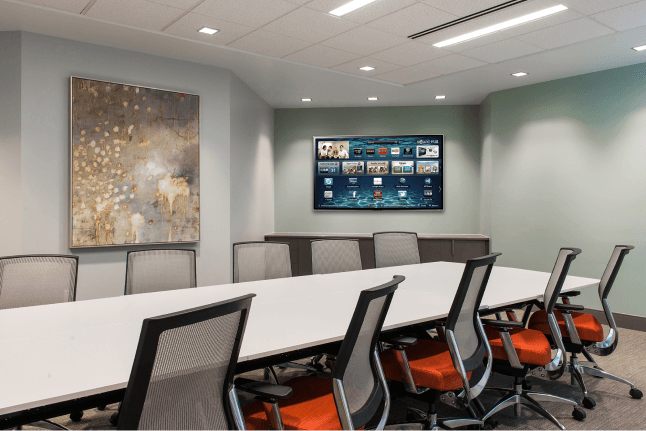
[264,233,490,276]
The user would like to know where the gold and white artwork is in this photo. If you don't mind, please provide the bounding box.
[70,77,200,247]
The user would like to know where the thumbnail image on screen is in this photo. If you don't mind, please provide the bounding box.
[314,135,443,210]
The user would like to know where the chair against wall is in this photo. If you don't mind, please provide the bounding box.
[311,239,362,275]
[233,242,291,283]
[0,254,79,429]
[373,232,420,269]
[242,275,404,430]
[481,248,587,428]
[527,245,642,407]
[125,249,197,295]
[380,253,500,429]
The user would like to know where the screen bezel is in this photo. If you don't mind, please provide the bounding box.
[313,134,444,211]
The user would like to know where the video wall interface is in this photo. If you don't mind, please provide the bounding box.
[314,135,443,210]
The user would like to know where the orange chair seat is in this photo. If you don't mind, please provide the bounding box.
[484,325,552,366]
[243,376,348,430]
[528,310,604,343]
[380,339,470,392]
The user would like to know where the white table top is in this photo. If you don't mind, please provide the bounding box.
[0,261,598,416]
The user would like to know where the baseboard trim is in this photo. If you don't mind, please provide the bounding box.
[585,309,646,332]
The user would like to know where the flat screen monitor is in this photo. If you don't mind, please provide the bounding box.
[314,135,443,210]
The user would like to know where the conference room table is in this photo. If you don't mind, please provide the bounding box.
[0,261,599,427]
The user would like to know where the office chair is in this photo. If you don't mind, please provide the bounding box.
[242,275,404,430]
[117,293,291,430]
[527,245,642,408]
[380,253,501,429]
[233,241,291,283]
[0,254,79,429]
[373,232,420,268]
[125,249,197,294]
[311,239,362,275]
[481,248,586,429]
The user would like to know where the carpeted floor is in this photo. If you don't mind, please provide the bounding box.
[29,326,646,430]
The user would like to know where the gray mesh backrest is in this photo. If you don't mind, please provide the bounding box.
[453,265,486,360]
[373,232,420,268]
[126,250,196,295]
[342,295,387,416]
[0,255,77,310]
[543,249,574,307]
[233,243,291,283]
[311,240,362,275]
[599,246,625,300]
[137,311,242,429]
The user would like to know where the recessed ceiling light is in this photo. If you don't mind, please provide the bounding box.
[198,27,219,35]
[633,44,646,51]
[512,72,528,77]
[359,66,375,71]
[301,98,312,102]
[435,95,446,100]
[433,5,568,48]
[367,97,378,101]
[330,0,378,16]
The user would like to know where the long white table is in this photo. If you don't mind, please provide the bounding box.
[0,261,599,426]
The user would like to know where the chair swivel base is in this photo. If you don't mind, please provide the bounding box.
[402,406,484,430]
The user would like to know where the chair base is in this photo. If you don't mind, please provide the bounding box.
[389,390,483,430]
[482,377,585,430]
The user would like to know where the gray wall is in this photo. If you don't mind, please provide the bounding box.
[274,106,482,234]
[230,75,274,246]
[1,31,273,300]
[483,62,646,316]
[0,32,22,257]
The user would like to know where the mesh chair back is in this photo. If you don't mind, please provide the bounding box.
[373,232,420,268]
[311,239,362,275]
[543,248,581,313]
[598,245,633,300]
[232,242,291,283]
[118,294,255,430]
[125,249,196,295]
[332,275,404,429]
[445,253,500,370]
[0,255,78,310]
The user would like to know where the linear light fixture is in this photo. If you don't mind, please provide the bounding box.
[330,0,378,17]
[301,98,312,102]
[359,66,375,71]
[633,44,646,51]
[435,95,446,100]
[433,5,568,48]
[512,71,528,77]
[367,97,378,101]
[198,27,219,35]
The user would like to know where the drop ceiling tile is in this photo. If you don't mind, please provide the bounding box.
[283,44,361,68]
[331,57,401,76]
[373,63,443,84]
[19,0,91,13]
[284,0,311,3]
[515,17,615,49]
[163,12,255,45]
[261,7,357,43]
[420,0,508,17]
[460,38,543,63]
[561,0,642,15]
[148,0,202,9]
[367,3,458,37]
[305,0,418,24]
[369,41,451,66]
[228,29,312,57]
[85,0,184,31]
[591,0,646,31]
[192,0,299,28]
[320,25,409,56]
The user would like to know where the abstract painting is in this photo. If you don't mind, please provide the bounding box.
[70,77,200,247]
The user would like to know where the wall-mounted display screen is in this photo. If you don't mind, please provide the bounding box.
[314,135,443,210]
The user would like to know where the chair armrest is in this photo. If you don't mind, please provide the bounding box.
[235,378,292,400]
[560,291,581,297]
[554,303,585,311]
[481,319,525,329]
[385,336,417,347]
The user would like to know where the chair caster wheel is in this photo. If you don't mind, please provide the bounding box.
[484,418,498,429]
[109,412,120,426]
[522,380,532,391]
[630,388,643,399]
[582,397,596,409]
[572,408,586,421]
[96,405,106,411]
[69,411,83,422]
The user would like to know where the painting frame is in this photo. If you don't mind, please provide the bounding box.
[69,76,201,248]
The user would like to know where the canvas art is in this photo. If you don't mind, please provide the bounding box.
[70,77,200,247]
